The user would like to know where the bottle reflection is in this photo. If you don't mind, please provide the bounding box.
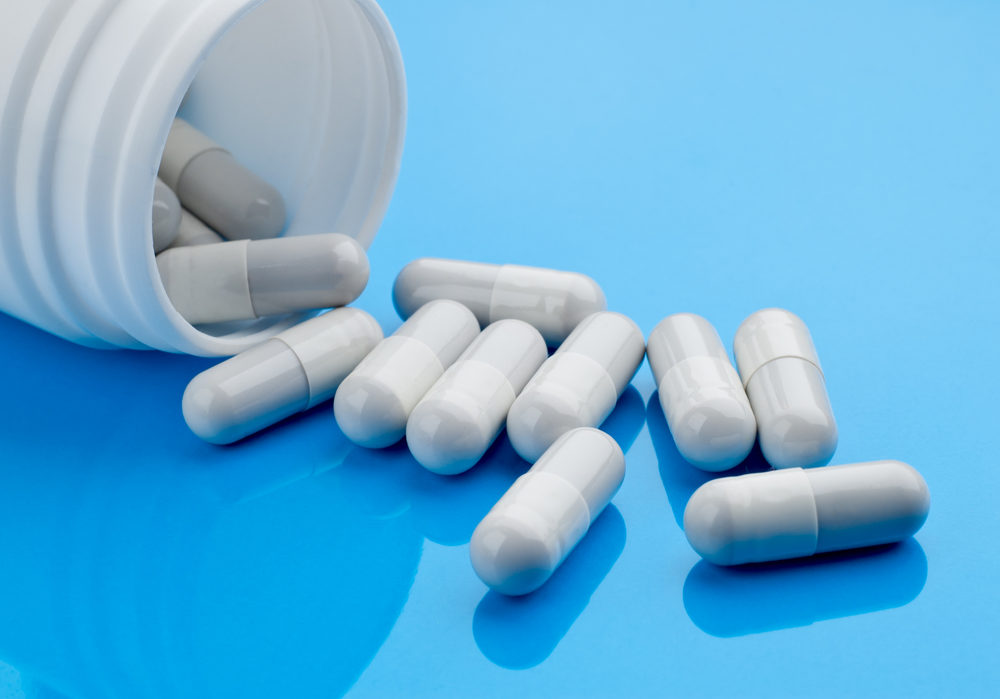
[0,314,650,687]
[0,316,422,699]
[646,390,770,528]
[472,505,626,670]
[683,540,928,638]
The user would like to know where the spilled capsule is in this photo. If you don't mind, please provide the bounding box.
[159,118,286,240]
[157,233,369,325]
[506,312,645,462]
[183,308,383,444]
[684,460,930,566]
[151,178,181,253]
[470,428,625,595]
[647,313,756,471]
[334,300,481,448]
[393,258,606,345]
[407,319,548,475]
[733,308,837,469]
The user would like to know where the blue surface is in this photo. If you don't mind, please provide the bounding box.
[1,1,999,696]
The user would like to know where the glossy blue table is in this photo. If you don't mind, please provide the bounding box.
[1,1,998,696]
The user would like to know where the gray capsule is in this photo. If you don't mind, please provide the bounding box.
[506,312,645,462]
[159,118,286,241]
[733,309,838,469]
[406,319,548,475]
[647,313,756,472]
[393,258,606,346]
[168,209,224,249]
[157,233,369,325]
[684,461,930,565]
[183,308,383,444]
[151,178,181,253]
[470,428,625,595]
[334,300,481,449]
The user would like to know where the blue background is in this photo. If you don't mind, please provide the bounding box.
[1,1,998,697]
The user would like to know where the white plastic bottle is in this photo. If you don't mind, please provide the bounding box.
[0,0,405,356]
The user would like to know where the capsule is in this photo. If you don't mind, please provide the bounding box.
[733,309,837,469]
[157,233,369,325]
[151,178,181,253]
[407,320,548,475]
[470,428,625,595]
[159,118,286,240]
[685,460,929,566]
[647,314,756,471]
[334,300,480,448]
[506,312,645,462]
[168,209,224,249]
[393,258,606,346]
[183,308,383,444]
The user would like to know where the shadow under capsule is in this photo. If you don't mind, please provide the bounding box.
[683,539,928,638]
[472,505,627,670]
[645,390,771,529]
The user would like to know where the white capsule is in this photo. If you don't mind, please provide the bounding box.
[167,209,224,249]
[471,428,625,595]
[183,308,383,444]
[647,314,756,471]
[684,460,930,566]
[334,300,481,448]
[506,312,645,462]
[733,309,838,469]
[393,258,606,346]
[156,233,369,325]
[151,178,181,253]
[159,118,286,240]
[407,320,548,475]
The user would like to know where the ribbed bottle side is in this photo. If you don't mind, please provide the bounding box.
[0,1,111,345]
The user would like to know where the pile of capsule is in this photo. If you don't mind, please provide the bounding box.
[158,135,929,596]
[153,119,370,326]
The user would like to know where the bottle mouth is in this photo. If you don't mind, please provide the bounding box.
[132,0,406,355]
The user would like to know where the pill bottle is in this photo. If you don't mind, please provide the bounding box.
[0,0,405,355]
